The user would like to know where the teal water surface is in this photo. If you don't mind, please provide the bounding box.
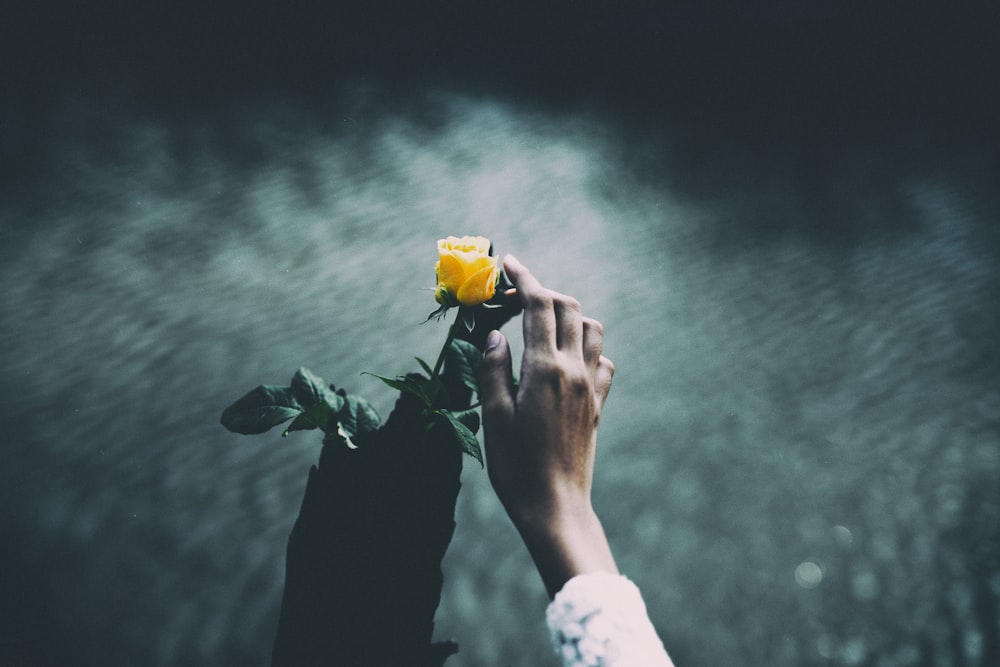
[1,87,997,666]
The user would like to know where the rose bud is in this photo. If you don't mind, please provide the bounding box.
[434,236,500,308]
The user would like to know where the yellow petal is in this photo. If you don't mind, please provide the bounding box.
[436,253,468,293]
[463,253,494,275]
[438,235,490,254]
[456,262,499,306]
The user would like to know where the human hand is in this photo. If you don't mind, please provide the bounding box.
[479,255,617,597]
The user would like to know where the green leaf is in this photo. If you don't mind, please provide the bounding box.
[337,393,382,438]
[291,367,344,413]
[220,385,303,435]
[446,338,482,395]
[364,372,434,406]
[283,401,331,436]
[415,357,434,378]
[364,371,415,394]
[436,408,483,466]
[290,367,324,405]
[449,407,481,435]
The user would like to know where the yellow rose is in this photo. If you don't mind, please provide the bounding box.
[434,236,499,308]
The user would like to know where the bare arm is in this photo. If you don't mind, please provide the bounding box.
[478,254,618,598]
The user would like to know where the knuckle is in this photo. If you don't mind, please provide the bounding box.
[481,399,510,426]
[531,355,562,377]
[600,356,615,376]
[556,294,582,312]
[563,367,592,395]
[583,317,604,337]
[525,290,554,310]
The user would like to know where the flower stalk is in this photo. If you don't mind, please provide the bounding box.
[430,312,459,390]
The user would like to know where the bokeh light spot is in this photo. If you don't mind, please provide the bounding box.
[795,561,824,589]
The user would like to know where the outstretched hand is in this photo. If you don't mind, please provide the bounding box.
[479,255,618,597]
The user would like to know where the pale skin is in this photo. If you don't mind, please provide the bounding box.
[479,255,618,598]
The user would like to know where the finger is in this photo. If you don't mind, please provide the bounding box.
[479,329,516,428]
[553,294,583,354]
[581,317,604,370]
[593,355,615,412]
[503,255,556,351]
[502,255,544,297]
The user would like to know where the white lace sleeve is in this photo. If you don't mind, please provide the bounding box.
[546,572,674,667]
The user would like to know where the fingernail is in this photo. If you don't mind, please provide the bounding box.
[485,330,502,352]
[504,254,520,268]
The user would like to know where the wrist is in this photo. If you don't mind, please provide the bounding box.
[514,503,619,598]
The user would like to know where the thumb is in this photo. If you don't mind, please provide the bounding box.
[479,329,515,426]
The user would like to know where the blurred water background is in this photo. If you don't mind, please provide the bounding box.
[1,3,998,666]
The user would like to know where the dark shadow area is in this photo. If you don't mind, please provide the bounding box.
[3,1,998,247]
[0,517,76,667]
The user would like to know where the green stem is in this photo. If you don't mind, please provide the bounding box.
[430,310,460,384]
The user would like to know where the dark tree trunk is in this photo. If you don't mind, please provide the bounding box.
[272,290,521,666]
[271,390,463,666]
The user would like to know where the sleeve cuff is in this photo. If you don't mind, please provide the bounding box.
[546,572,672,666]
